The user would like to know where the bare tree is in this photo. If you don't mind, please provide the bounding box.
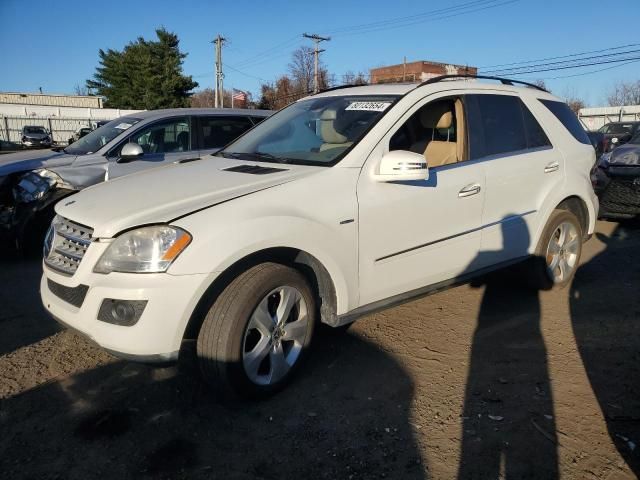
[190,88,216,107]
[533,79,548,91]
[288,46,315,93]
[607,80,640,106]
[74,83,89,96]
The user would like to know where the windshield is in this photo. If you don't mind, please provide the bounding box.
[24,126,46,134]
[629,132,640,145]
[65,116,142,155]
[599,123,635,135]
[218,95,399,166]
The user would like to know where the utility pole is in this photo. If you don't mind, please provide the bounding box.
[212,35,226,108]
[303,33,330,93]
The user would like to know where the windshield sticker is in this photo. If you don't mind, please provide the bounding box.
[345,101,392,112]
[114,123,133,130]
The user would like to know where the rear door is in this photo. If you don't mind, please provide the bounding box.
[196,115,256,156]
[466,93,562,263]
[108,116,196,179]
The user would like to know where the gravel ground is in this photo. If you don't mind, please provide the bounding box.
[0,220,638,479]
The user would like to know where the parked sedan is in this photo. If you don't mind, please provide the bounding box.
[1,108,272,252]
[21,126,52,149]
[592,132,640,219]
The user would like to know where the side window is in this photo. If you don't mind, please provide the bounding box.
[129,117,191,154]
[200,116,254,149]
[466,95,551,159]
[539,99,591,145]
[474,95,527,157]
[390,98,458,156]
[521,103,552,149]
[249,116,267,125]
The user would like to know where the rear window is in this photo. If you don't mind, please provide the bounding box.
[539,99,591,145]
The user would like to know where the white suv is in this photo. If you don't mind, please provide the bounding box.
[40,76,598,397]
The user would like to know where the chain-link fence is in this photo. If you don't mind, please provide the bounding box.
[0,116,111,145]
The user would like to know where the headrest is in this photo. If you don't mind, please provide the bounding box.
[420,103,453,129]
[319,108,348,144]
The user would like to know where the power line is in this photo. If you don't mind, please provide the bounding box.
[478,42,640,69]
[483,49,640,75]
[326,0,508,35]
[485,55,640,76]
[537,59,640,80]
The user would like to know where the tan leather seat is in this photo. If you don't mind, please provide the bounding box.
[421,103,458,167]
[319,109,352,152]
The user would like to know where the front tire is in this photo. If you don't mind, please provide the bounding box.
[527,209,583,290]
[196,262,315,398]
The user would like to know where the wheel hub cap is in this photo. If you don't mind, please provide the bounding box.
[242,286,309,386]
[545,221,579,283]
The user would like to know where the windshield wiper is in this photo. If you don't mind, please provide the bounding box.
[216,151,292,164]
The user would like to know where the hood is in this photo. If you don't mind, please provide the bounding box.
[56,157,321,238]
[609,143,640,166]
[0,149,76,176]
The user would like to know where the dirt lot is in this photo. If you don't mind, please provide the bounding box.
[0,220,638,479]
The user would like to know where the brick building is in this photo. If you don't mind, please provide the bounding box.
[370,60,477,84]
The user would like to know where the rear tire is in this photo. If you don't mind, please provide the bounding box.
[196,262,315,398]
[526,209,583,290]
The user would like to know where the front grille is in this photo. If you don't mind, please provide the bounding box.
[44,217,94,276]
[47,279,89,308]
[601,178,640,212]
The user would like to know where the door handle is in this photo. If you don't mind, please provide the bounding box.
[544,162,559,173]
[458,183,482,198]
[175,157,201,164]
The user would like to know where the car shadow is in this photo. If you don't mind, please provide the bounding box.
[0,251,60,356]
[569,222,640,475]
[0,328,428,479]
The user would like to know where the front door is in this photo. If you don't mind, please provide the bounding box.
[357,95,486,307]
[108,116,196,179]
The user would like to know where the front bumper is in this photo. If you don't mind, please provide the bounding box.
[22,139,51,148]
[40,245,214,362]
[592,165,640,218]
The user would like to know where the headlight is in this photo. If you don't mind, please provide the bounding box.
[13,169,61,203]
[94,226,192,274]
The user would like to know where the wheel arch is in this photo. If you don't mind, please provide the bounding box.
[183,247,340,341]
[556,195,590,239]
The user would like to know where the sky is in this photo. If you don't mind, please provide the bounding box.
[1,0,639,107]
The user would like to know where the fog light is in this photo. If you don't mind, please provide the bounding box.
[97,299,147,326]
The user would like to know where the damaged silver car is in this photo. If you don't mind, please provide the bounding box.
[0,108,272,252]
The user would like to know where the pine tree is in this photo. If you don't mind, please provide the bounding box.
[86,28,198,109]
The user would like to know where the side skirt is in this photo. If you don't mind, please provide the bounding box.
[334,255,531,327]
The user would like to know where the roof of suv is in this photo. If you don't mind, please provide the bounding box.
[310,80,557,100]
[123,108,273,121]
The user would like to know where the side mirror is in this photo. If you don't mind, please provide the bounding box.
[118,143,144,162]
[374,150,429,182]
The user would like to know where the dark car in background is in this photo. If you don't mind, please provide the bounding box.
[1,108,272,252]
[67,127,93,146]
[597,121,640,153]
[21,126,52,149]
[592,132,640,219]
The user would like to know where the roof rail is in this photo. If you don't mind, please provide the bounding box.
[419,74,549,93]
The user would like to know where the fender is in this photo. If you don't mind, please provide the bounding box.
[170,214,358,316]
